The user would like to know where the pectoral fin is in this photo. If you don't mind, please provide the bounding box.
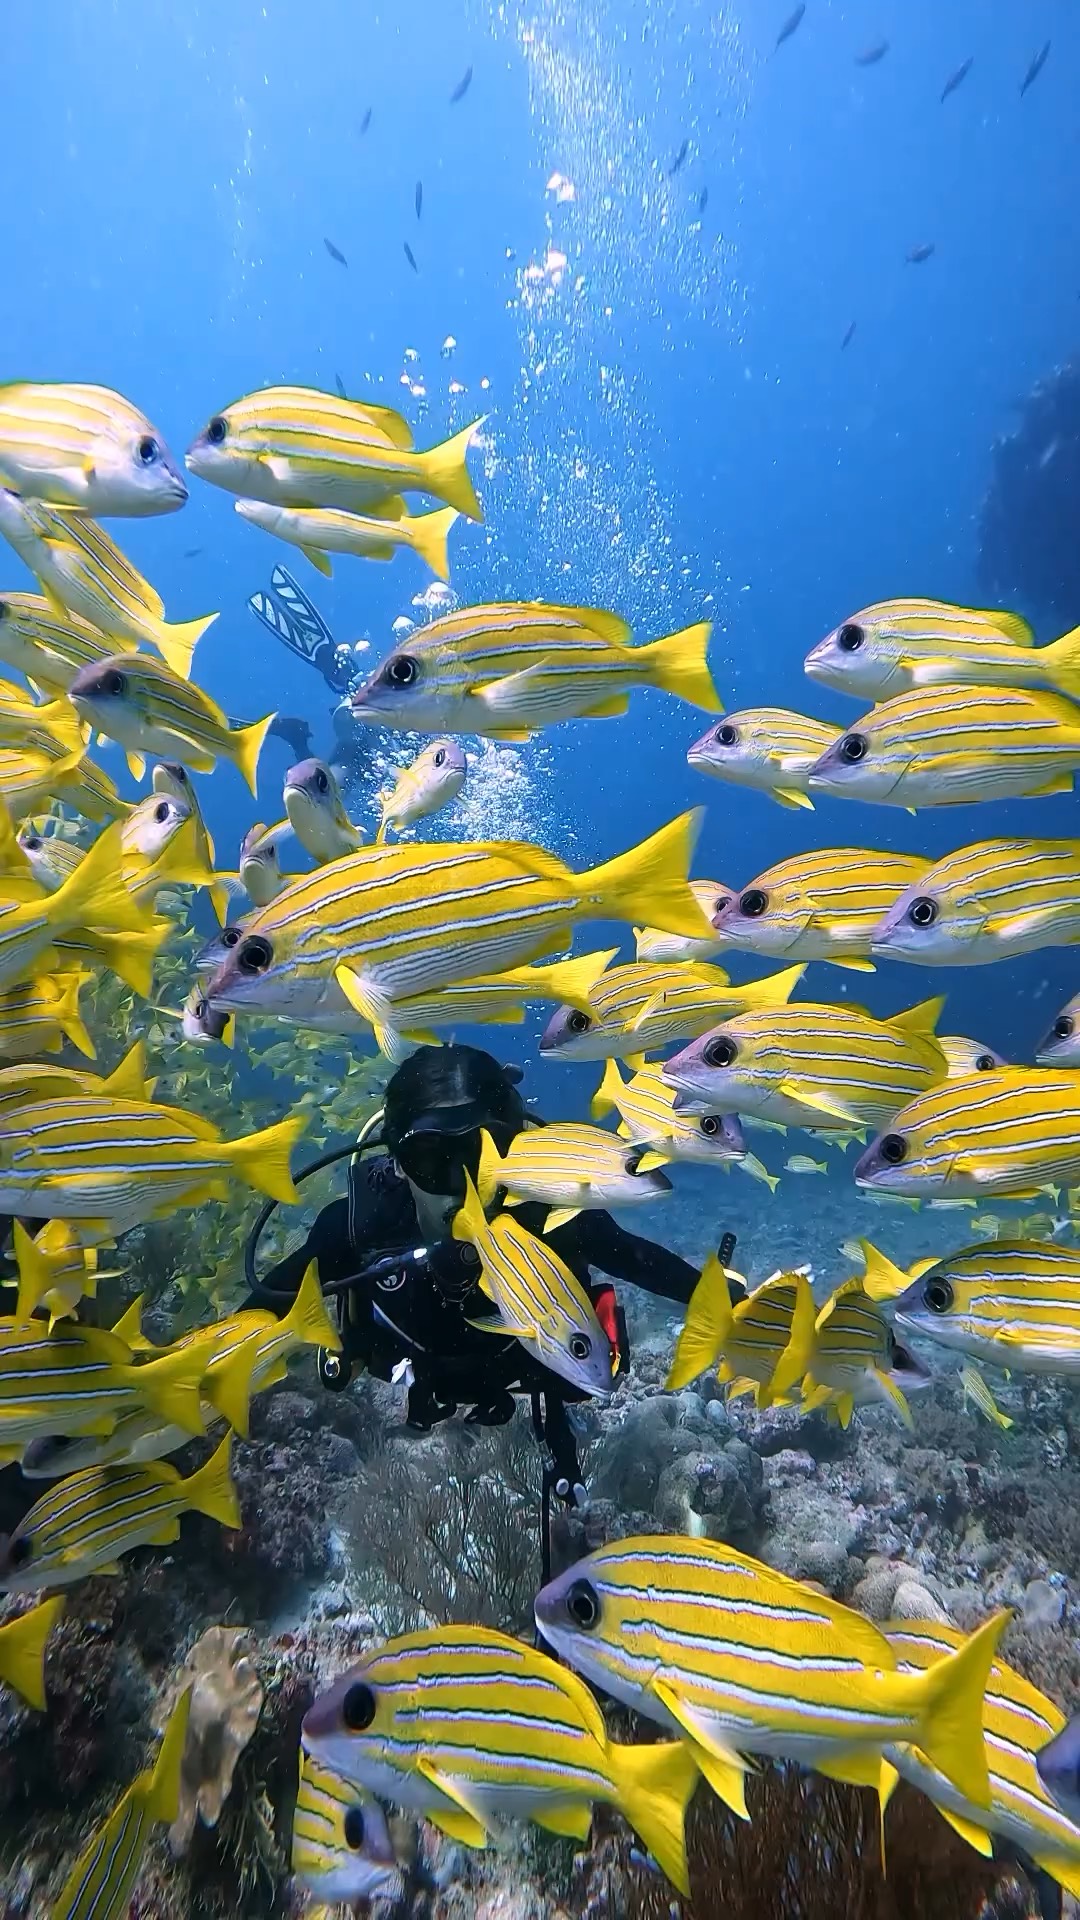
[301,545,333,578]
[416,1758,494,1845]
[651,1678,749,1819]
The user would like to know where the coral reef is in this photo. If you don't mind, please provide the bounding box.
[168,1625,264,1856]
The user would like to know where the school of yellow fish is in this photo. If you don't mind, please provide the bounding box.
[2,382,1080,1912]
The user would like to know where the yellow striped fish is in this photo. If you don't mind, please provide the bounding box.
[0,684,84,760]
[666,1259,816,1407]
[0,381,186,516]
[538,959,805,1064]
[11,1219,116,1328]
[120,793,218,906]
[236,496,459,581]
[0,1316,206,1453]
[69,654,272,794]
[592,1058,746,1168]
[0,972,93,1061]
[16,828,84,892]
[884,1620,1080,1898]
[0,1433,239,1593]
[187,386,483,518]
[941,1034,1007,1075]
[376,739,467,842]
[1036,991,1080,1066]
[0,1595,64,1710]
[0,493,214,679]
[854,1069,1080,1200]
[0,1097,303,1238]
[864,1236,1080,1375]
[771,1278,931,1426]
[0,1039,153,1118]
[351,604,719,740]
[871,838,1080,967]
[809,684,1080,808]
[62,754,130,826]
[687,708,841,810]
[237,820,288,907]
[340,949,615,1055]
[0,592,128,693]
[634,879,732,962]
[0,740,87,820]
[807,595,1080,706]
[49,1687,192,1920]
[291,1755,402,1903]
[533,1535,1006,1817]
[0,816,149,990]
[206,811,711,1048]
[475,1123,671,1230]
[452,1173,614,1396]
[152,759,229,923]
[300,1624,699,1894]
[283,757,365,860]
[711,846,930,972]
[663,996,948,1132]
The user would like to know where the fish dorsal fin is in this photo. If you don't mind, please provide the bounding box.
[985,608,1034,645]
[888,995,945,1038]
[560,605,633,645]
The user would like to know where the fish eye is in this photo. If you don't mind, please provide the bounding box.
[137,435,159,466]
[839,732,868,763]
[699,1115,722,1137]
[567,1010,592,1035]
[624,1152,643,1175]
[314,767,329,794]
[6,1534,32,1569]
[343,1805,367,1850]
[237,935,273,975]
[738,888,768,918]
[341,1681,376,1732]
[386,655,419,687]
[714,722,739,747]
[975,1052,996,1071]
[221,924,243,951]
[711,892,731,918]
[837,622,865,652]
[104,668,127,697]
[565,1578,600,1629]
[923,1276,953,1314]
[1054,1015,1075,1040]
[20,832,42,851]
[879,1133,907,1165]
[908,896,938,929]
[569,1334,592,1360]
[153,800,171,823]
[434,748,446,766]
[703,1034,737,1068]
[206,415,228,446]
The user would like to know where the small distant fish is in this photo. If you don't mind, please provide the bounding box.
[360,107,372,135]
[698,186,708,215]
[183,547,203,560]
[403,241,418,273]
[450,65,473,103]
[855,40,889,66]
[415,180,423,220]
[1020,42,1050,97]
[940,57,973,103]
[907,242,935,265]
[324,238,348,267]
[334,372,347,399]
[785,1155,827,1175]
[841,321,856,350]
[668,139,690,177]
[775,4,806,50]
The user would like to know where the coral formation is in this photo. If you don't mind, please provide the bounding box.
[168,1625,264,1856]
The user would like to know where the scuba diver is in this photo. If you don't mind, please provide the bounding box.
[246,1044,730,1558]
[247,564,372,780]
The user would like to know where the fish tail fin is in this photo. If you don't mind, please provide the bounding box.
[518,946,617,1012]
[284,1260,341,1355]
[233,714,276,795]
[768,1271,818,1400]
[666,1253,734,1389]
[1045,624,1080,702]
[40,700,86,760]
[53,970,96,1058]
[639,621,721,713]
[47,822,148,936]
[859,1238,915,1302]
[912,1609,1010,1809]
[0,1596,65,1712]
[591,1057,625,1122]
[409,506,459,582]
[152,613,218,681]
[608,1736,698,1897]
[79,922,170,999]
[742,962,806,1010]
[475,1129,503,1209]
[145,1687,194,1824]
[452,1169,488,1245]
[226,1113,305,1203]
[421,419,484,522]
[181,1433,241,1529]
[583,810,708,941]
[202,1331,263,1439]
[129,1342,209,1439]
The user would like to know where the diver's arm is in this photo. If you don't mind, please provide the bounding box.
[244,1197,353,1313]
[551,1211,702,1304]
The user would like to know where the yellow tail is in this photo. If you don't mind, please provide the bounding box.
[766,1271,819,1401]
[739,963,806,1012]
[1041,624,1080,703]
[452,1168,489,1246]
[181,1433,241,1529]
[152,612,218,681]
[666,1253,734,1390]
[609,1734,699,1897]
[58,921,171,998]
[591,1057,626,1122]
[859,1239,915,1303]
[36,698,86,760]
[226,1113,305,1203]
[910,1609,1010,1810]
[0,1595,64,1712]
[420,419,484,522]
[640,621,722,713]
[584,810,709,942]
[409,505,459,582]
[127,1342,209,1439]
[501,947,617,1013]
[284,1260,341,1355]
[144,1685,193,1823]
[231,713,276,796]
[50,970,95,1058]
[13,1221,53,1323]
[475,1128,504,1209]
[45,821,150,938]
